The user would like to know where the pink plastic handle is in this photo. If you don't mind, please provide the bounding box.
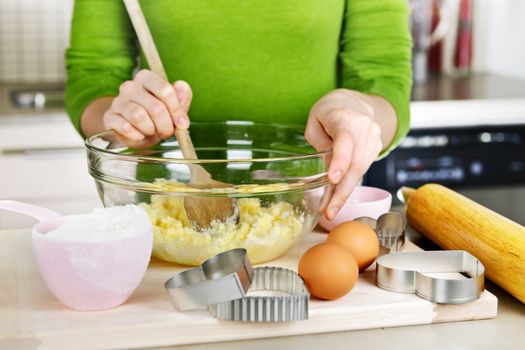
[0,200,62,222]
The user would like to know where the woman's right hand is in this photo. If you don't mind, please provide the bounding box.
[103,69,193,148]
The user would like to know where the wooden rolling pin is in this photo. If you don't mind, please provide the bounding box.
[402,183,525,304]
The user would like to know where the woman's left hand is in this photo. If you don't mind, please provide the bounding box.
[305,89,383,221]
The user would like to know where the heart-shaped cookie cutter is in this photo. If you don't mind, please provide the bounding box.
[376,250,485,304]
[355,211,406,254]
[165,248,253,311]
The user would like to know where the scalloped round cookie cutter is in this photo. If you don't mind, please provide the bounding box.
[208,266,309,322]
[376,250,485,304]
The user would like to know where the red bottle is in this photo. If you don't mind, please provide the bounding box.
[428,0,443,73]
[454,0,473,74]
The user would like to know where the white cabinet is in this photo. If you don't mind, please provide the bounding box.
[0,113,102,229]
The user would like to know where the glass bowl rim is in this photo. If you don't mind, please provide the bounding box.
[85,121,332,164]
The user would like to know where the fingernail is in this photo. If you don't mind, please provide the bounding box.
[177,115,190,129]
[327,206,338,220]
[174,81,187,105]
[330,170,342,183]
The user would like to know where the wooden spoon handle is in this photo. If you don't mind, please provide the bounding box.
[174,129,198,160]
[123,0,199,162]
[123,0,168,80]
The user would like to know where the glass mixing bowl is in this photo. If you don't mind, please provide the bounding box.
[85,121,331,266]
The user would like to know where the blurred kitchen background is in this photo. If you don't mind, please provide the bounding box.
[0,0,524,228]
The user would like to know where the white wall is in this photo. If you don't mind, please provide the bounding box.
[473,0,525,79]
[0,0,73,82]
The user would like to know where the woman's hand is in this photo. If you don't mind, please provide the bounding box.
[102,69,193,148]
[305,89,384,221]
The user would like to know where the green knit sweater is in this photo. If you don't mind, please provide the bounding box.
[65,0,412,152]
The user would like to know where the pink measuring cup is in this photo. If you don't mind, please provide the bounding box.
[0,200,153,311]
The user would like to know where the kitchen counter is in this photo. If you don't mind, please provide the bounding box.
[3,79,525,133]
[408,73,525,130]
[412,73,525,101]
[169,282,524,350]
[0,82,64,117]
[1,224,523,350]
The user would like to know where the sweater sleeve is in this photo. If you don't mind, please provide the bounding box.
[340,0,412,156]
[65,0,138,136]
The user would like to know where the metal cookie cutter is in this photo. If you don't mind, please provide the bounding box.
[355,212,406,253]
[165,248,253,311]
[376,250,485,304]
[208,266,309,322]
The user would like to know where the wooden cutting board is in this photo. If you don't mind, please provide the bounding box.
[0,229,497,350]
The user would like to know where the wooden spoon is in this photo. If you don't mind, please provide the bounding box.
[124,0,238,230]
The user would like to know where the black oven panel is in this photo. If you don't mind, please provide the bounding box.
[364,125,525,192]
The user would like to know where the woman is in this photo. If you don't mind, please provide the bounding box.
[65,0,412,221]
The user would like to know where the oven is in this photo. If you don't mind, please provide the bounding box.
[363,99,525,225]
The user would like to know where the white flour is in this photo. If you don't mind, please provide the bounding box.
[46,205,151,241]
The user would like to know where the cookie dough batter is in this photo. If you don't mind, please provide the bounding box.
[140,195,304,266]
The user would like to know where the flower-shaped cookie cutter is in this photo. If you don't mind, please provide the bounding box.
[355,211,406,254]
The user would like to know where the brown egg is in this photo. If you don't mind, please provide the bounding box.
[298,242,359,300]
[327,221,379,272]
